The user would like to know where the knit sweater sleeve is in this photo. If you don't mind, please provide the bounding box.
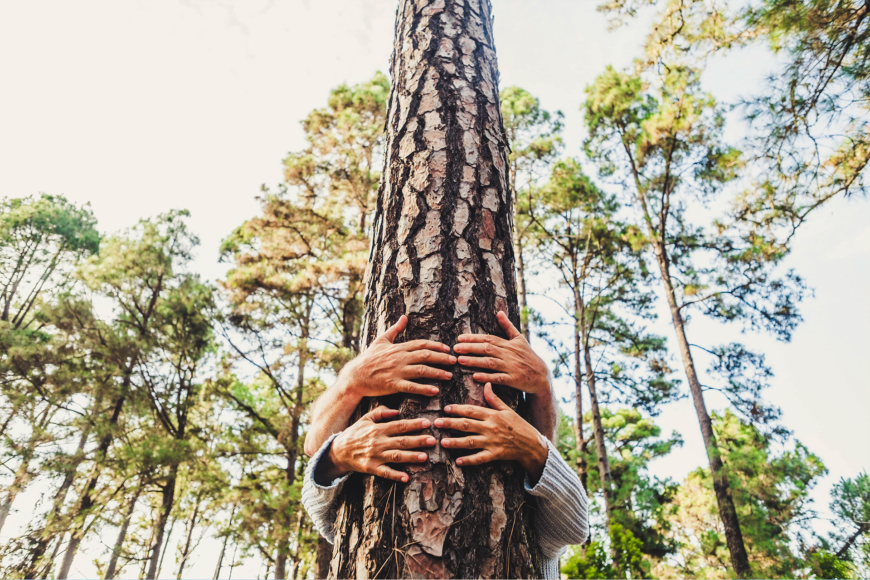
[525,439,590,558]
[300,433,348,544]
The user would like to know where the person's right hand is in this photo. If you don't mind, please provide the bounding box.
[343,315,456,398]
[321,407,436,483]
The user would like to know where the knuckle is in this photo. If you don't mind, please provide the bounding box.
[397,437,407,449]
[390,451,400,462]
[466,438,476,449]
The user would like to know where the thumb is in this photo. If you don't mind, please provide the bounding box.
[484,382,509,411]
[381,315,408,343]
[496,311,522,340]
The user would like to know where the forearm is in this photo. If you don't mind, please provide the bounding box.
[304,365,361,457]
[527,381,557,442]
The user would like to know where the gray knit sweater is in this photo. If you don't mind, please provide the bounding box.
[301,433,589,579]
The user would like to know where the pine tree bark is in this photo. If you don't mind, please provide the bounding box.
[329,1,541,577]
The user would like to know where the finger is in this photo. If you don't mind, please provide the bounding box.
[364,407,400,423]
[405,365,453,381]
[383,417,431,435]
[406,350,457,366]
[381,315,408,344]
[456,450,497,466]
[471,372,512,386]
[404,339,452,353]
[442,403,491,420]
[387,434,437,449]
[452,341,502,356]
[394,380,440,397]
[381,450,430,464]
[433,416,486,433]
[496,311,522,340]
[457,356,506,372]
[440,436,486,449]
[373,464,410,483]
[455,334,505,347]
[483,382,510,411]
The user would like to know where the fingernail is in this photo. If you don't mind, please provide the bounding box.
[456,458,464,465]
[426,437,436,445]
[402,475,408,482]
[429,388,439,395]
[418,453,427,461]
[434,419,444,427]
[420,419,430,428]
[442,438,451,447]
[444,406,452,413]
[444,372,453,379]
[449,356,457,363]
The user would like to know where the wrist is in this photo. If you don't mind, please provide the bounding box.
[337,359,365,401]
[521,431,549,484]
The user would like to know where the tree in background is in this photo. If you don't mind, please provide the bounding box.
[500,86,564,340]
[535,157,677,526]
[661,411,826,578]
[599,0,869,237]
[560,408,683,578]
[585,63,807,577]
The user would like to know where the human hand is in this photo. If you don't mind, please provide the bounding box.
[434,383,549,482]
[321,407,436,483]
[452,311,551,395]
[344,315,455,398]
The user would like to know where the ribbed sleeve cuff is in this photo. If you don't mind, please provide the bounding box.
[309,432,349,489]
[524,440,580,499]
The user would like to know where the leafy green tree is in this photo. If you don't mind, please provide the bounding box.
[535,157,677,523]
[500,86,564,339]
[662,411,826,578]
[585,62,808,577]
[0,194,99,329]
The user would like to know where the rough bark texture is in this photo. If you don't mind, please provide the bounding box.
[653,244,752,578]
[329,0,541,577]
[105,477,143,580]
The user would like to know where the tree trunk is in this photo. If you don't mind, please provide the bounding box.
[105,477,144,579]
[146,465,179,579]
[213,502,238,580]
[571,291,586,492]
[58,383,130,579]
[576,289,613,522]
[176,499,202,579]
[26,396,101,579]
[157,516,176,578]
[652,242,752,578]
[0,404,53,535]
[314,535,331,579]
[330,1,541,577]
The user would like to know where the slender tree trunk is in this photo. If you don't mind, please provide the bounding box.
[571,290,587,492]
[575,289,613,522]
[514,230,530,342]
[105,477,144,579]
[0,404,53,534]
[156,516,176,578]
[146,466,179,579]
[835,523,868,559]
[314,535,331,579]
[331,1,541,577]
[652,242,752,578]
[175,499,202,579]
[58,379,131,579]
[26,395,102,579]
[213,503,238,580]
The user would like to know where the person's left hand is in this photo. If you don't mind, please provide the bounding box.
[452,311,551,396]
[434,382,549,483]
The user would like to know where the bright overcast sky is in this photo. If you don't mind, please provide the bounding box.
[2,1,868,578]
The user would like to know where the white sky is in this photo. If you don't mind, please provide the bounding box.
[1,1,868,578]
